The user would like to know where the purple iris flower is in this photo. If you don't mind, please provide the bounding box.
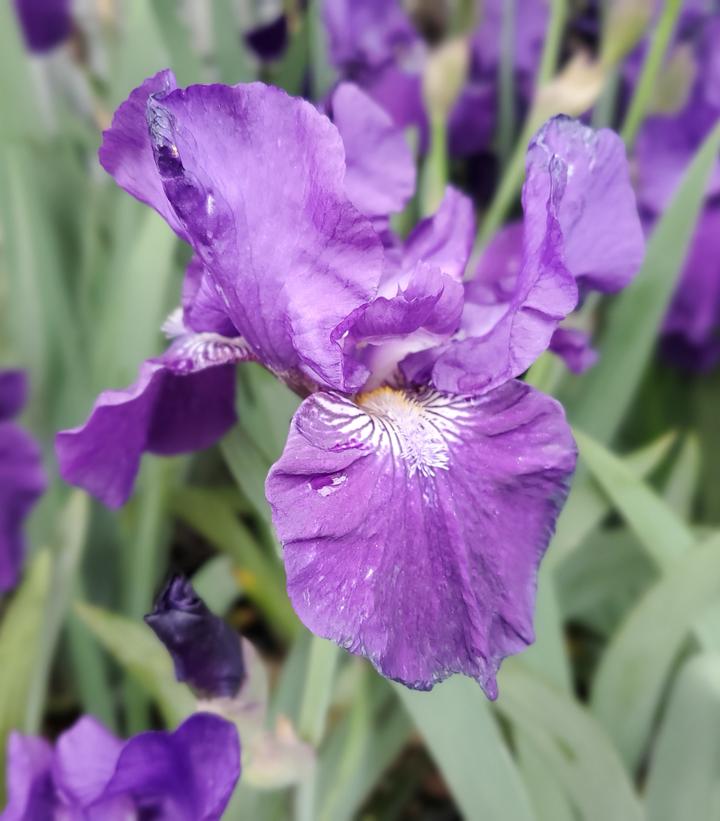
[145,575,246,698]
[1,371,46,593]
[12,0,72,54]
[321,0,548,156]
[56,73,413,508]
[57,72,642,694]
[633,15,720,368]
[0,713,240,821]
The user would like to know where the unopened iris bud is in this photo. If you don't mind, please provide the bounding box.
[145,575,245,698]
[422,36,470,124]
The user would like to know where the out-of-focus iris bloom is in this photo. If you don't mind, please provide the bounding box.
[0,371,46,593]
[635,14,720,369]
[0,713,240,821]
[245,14,289,62]
[321,0,548,155]
[146,575,246,698]
[57,72,643,694]
[12,0,72,53]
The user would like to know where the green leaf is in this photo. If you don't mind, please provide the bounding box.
[170,486,298,641]
[25,493,89,733]
[74,601,195,727]
[591,533,720,770]
[150,0,205,86]
[396,677,536,821]
[662,433,701,518]
[191,556,239,615]
[316,671,412,821]
[221,425,278,532]
[561,121,720,444]
[0,2,43,137]
[94,209,177,388]
[575,429,694,570]
[109,2,171,107]
[645,653,720,821]
[556,529,655,637]
[0,551,52,803]
[497,662,643,821]
[516,732,576,821]
[550,431,677,566]
[213,0,254,85]
[297,636,340,745]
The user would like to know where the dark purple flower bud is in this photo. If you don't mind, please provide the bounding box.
[145,575,245,698]
[245,15,289,62]
[13,0,72,54]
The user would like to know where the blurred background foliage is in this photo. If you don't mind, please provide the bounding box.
[1,0,720,819]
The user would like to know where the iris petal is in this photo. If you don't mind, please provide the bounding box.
[266,380,576,695]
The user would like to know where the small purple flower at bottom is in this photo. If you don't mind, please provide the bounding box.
[145,575,246,699]
[0,371,46,593]
[0,713,240,821]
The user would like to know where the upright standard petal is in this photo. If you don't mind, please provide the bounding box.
[147,82,383,390]
[402,187,475,281]
[329,83,416,218]
[145,575,246,698]
[416,116,643,393]
[56,360,237,508]
[266,381,576,695]
[98,70,185,238]
[524,115,645,293]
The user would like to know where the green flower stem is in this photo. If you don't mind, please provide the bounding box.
[620,0,683,149]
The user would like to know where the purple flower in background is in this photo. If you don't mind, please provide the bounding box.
[57,71,643,694]
[662,207,720,370]
[634,15,720,369]
[146,575,246,698]
[245,14,289,62]
[0,371,46,593]
[0,713,240,821]
[12,0,72,53]
[321,0,548,156]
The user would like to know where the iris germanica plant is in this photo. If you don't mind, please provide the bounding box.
[56,69,643,696]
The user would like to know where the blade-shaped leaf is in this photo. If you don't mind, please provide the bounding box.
[497,661,643,821]
[575,429,694,570]
[645,653,720,821]
[74,601,195,727]
[591,533,720,770]
[0,551,51,803]
[396,677,536,821]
